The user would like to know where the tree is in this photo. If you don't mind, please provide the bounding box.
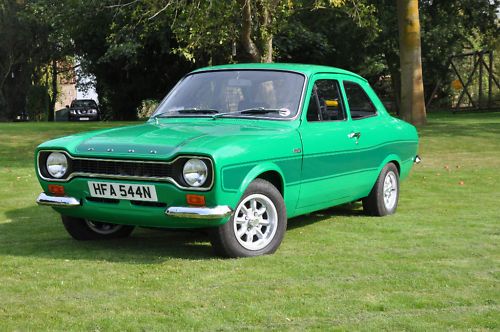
[28,0,194,120]
[397,0,426,125]
[275,0,499,116]
[0,0,34,120]
[0,0,55,120]
[117,0,347,65]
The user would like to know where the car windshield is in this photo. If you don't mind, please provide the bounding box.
[71,100,97,108]
[151,70,305,120]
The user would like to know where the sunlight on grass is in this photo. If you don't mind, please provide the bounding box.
[0,114,499,330]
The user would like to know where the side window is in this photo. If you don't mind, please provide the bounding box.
[306,79,346,122]
[343,82,377,119]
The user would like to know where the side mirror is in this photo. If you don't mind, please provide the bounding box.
[325,100,339,107]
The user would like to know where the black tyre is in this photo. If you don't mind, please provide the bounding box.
[362,163,400,216]
[210,178,287,258]
[61,215,135,240]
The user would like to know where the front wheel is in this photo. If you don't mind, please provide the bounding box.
[210,178,287,258]
[362,163,400,216]
[61,215,135,240]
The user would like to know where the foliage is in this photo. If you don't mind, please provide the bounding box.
[22,0,352,120]
[274,1,379,75]
[0,112,499,329]
[418,0,500,105]
[0,0,38,120]
[275,0,500,113]
[0,0,75,121]
[25,85,50,121]
[136,99,160,120]
[103,0,297,64]
[28,0,194,120]
[1,0,499,121]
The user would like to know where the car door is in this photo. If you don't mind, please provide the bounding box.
[296,74,360,212]
[341,80,384,198]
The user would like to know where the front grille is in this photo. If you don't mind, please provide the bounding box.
[72,159,174,179]
[37,150,213,190]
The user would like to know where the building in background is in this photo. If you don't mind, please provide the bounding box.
[55,61,98,120]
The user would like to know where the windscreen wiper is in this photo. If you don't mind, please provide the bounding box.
[212,108,282,120]
[176,109,219,114]
[152,108,219,122]
[239,108,282,114]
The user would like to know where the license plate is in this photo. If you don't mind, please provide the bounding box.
[88,181,158,201]
[79,117,89,121]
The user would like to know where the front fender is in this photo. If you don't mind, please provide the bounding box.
[237,162,286,198]
[219,160,297,213]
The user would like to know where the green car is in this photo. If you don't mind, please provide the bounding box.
[36,63,419,257]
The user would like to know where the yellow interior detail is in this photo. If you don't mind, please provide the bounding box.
[325,100,339,107]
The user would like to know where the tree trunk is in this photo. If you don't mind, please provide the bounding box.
[48,59,57,122]
[239,0,261,62]
[397,0,426,125]
[260,5,273,63]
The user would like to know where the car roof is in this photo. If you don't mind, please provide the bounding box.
[194,63,366,81]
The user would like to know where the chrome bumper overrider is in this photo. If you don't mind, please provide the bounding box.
[165,206,233,219]
[36,193,81,207]
[414,155,422,164]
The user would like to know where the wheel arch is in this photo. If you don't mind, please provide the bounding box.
[238,163,286,199]
[378,154,401,176]
[256,171,284,196]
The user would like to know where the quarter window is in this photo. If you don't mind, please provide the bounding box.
[343,82,377,119]
[306,79,346,122]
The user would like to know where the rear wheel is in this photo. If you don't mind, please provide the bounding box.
[362,163,399,216]
[210,178,287,258]
[61,215,135,240]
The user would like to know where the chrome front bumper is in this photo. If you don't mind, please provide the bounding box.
[36,193,81,207]
[37,193,233,219]
[165,206,233,219]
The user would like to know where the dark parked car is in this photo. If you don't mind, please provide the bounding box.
[68,99,100,121]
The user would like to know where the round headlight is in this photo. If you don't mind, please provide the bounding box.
[183,159,208,187]
[46,152,68,178]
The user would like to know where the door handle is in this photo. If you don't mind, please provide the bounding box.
[348,132,361,139]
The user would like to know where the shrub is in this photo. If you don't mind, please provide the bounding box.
[136,99,160,120]
[25,85,49,121]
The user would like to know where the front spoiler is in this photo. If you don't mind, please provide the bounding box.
[36,193,233,220]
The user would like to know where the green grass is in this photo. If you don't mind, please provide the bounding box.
[0,114,499,331]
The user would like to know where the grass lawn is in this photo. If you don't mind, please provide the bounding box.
[0,113,499,330]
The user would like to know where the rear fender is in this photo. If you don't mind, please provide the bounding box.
[369,154,402,188]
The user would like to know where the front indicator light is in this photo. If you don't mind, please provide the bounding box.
[186,194,206,206]
[48,184,66,195]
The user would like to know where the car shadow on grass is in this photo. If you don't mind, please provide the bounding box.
[287,202,365,230]
[2,203,366,262]
[2,206,216,262]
